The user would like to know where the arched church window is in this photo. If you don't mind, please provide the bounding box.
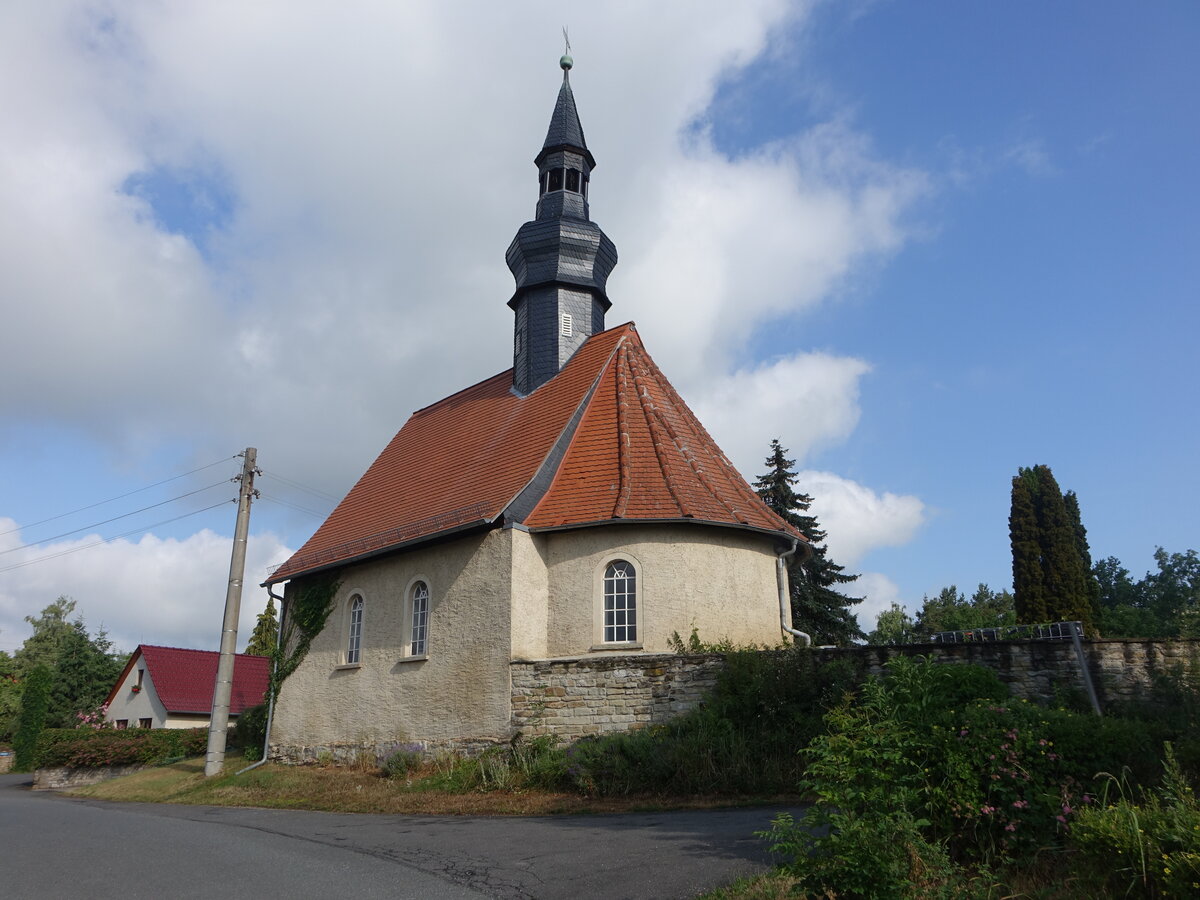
[346,594,364,664]
[410,581,430,657]
[603,560,637,643]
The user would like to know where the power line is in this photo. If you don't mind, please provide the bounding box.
[258,468,340,503]
[0,454,239,537]
[0,500,234,575]
[0,480,232,557]
[258,493,330,519]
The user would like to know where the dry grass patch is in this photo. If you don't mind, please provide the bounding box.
[68,758,793,816]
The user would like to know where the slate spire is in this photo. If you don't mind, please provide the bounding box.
[507,54,618,395]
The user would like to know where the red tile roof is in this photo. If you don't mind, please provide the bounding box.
[105,645,270,715]
[268,323,800,584]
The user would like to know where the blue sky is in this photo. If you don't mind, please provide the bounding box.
[1,1,1196,653]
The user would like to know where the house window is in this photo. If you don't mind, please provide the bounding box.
[136,668,144,689]
[138,718,152,729]
[603,560,637,643]
[410,581,430,656]
[115,719,128,729]
[346,594,364,664]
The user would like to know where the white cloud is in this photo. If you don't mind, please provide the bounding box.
[0,518,292,655]
[799,470,926,567]
[0,2,931,643]
[852,571,905,636]
[692,351,871,477]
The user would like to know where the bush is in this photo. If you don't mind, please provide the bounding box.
[34,727,207,768]
[764,657,1098,897]
[560,648,864,797]
[382,744,424,779]
[233,703,268,756]
[1071,745,1200,897]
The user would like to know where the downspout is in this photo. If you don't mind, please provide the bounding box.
[235,583,285,776]
[778,537,811,647]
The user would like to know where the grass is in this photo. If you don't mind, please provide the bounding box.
[68,756,797,816]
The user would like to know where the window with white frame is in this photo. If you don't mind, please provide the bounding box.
[410,581,430,656]
[346,594,364,664]
[603,560,637,643]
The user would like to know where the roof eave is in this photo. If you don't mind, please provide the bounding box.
[524,516,804,546]
[262,518,498,586]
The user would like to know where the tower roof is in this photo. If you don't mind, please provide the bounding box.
[266,325,801,585]
[537,67,595,168]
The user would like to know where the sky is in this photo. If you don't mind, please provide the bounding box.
[1,1,1196,655]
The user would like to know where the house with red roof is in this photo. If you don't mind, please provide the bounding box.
[104,645,269,730]
[264,56,808,760]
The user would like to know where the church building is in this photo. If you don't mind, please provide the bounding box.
[265,56,808,758]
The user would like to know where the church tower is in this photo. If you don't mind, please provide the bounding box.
[506,54,618,394]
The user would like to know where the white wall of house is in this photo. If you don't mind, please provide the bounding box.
[104,660,169,728]
[271,528,516,751]
[537,523,784,657]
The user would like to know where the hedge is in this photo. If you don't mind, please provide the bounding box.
[35,728,207,768]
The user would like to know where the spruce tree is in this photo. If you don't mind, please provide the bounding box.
[755,439,864,645]
[245,597,279,658]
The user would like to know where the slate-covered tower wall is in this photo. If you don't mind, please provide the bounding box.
[507,56,618,394]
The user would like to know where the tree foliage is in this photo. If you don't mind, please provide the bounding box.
[867,602,916,646]
[755,439,864,645]
[914,584,1016,636]
[245,596,279,658]
[45,623,124,729]
[1095,548,1200,639]
[1008,465,1098,632]
[13,664,52,771]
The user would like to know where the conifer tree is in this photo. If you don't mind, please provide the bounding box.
[13,664,52,772]
[1008,465,1096,632]
[755,439,864,645]
[245,597,279,658]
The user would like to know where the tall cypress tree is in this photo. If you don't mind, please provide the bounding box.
[755,439,864,645]
[1009,465,1096,633]
[245,597,279,658]
[1010,469,1046,623]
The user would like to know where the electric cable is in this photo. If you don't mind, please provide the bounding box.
[0,500,235,575]
[0,454,238,537]
[258,493,330,519]
[0,480,232,556]
[258,469,339,502]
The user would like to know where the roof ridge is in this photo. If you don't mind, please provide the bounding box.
[625,342,747,524]
[514,331,631,523]
[625,344,690,517]
[612,342,633,518]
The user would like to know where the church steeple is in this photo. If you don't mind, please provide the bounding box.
[506,54,618,395]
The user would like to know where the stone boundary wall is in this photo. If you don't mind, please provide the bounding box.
[510,640,1200,741]
[33,763,148,790]
[511,653,724,740]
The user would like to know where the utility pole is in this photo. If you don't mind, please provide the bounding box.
[205,448,260,777]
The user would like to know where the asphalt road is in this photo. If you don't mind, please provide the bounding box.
[0,772,798,899]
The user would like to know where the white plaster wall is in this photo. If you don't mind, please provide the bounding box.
[509,528,549,660]
[542,524,783,656]
[272,529,515,751]
[104,662,168,727]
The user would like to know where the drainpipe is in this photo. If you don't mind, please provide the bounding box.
[235,583,285,776]
[777,537,811,647]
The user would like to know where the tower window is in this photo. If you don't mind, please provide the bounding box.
[548,168,564,192]
[540,171,548,194]
[566,168,580,192]
[560,313,573,337]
